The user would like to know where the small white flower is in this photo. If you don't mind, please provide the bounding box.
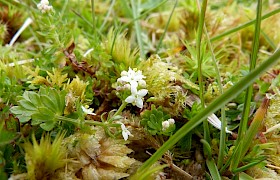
[120,123,132,141]
[119,67,145,85]
[138,79,146,88]
[123,84,131,90]
[116,67,148,107]
[162,119,175,131]
[162,121,170,131]
[81,105,96,115]
[37,0,53,13]
[125,89,148,108]
[168,118,175,125]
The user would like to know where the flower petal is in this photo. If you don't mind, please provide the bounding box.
[125,95,136,103]
[135,98,143,108]
[120,123,131,141]
[137,89,148,97]
[121,70,128,76]
[130,81,138,94]
[122,131,129,141]
[120,76,130,82]
[168,118,175,125]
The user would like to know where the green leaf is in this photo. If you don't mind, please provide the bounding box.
[18,99,37,111]
[27,91,42,107]
[10,106,27,115]
[147,121,157,130]
[0,130,18,146]
[40,121,56,131]
[37,107,56,118]
[31,112,55,125]
[0,122,19,146]
[53,89,66,113]
[17,115,31,123]
[40,95,58,113]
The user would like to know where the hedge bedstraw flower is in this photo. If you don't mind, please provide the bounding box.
[125,89,148,108]
[120,123,132,141]
[116,67,148,109]
[37,0,53,13]
[162,118,175,131]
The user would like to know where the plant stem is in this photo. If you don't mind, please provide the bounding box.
[113,101,128,118]
[203,20,227,169]
[56,115,80,126]
[196,0,210,146]
[56,115,121,128]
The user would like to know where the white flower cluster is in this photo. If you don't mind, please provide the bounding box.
[117,68,148,109]
[162,118,175,131]
[37,0,53,13]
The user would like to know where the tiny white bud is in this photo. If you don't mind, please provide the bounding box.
[116,86,122,91]
[138,79,146,87]
[123,84,131,90]
[162,121,170,131]
[168,118,175,125]
[121,71,128,76]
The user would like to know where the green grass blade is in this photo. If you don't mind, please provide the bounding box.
[196,0,211,149]
[237,0,262,145]
[206,159,222,180]
[240,98,269,160]
[119,0,133,17]
[200,139,212,158]
[239,172,255,180]
[210,7,280,42]
[261,30,276,50]
[130,0,145,59]
[202,9,227,169]
[135,48,280,176]
[99,0,116,32]
[91,0,96,35]
[232,156,266,174]
[121,0,169,29]
[156,0,178,53]
[136,164,169,180]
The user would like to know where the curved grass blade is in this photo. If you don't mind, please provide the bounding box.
[134,48,280,176]
[210,7,280,42]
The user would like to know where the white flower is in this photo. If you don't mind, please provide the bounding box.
[162,119,175,131]
[119,68,145,86]
[162,121,170,131]
[116,67,148,108]
[81,105,96,115]
[120,123,132,141]
[125,89,148,108]
[37,0,53,13]
[168,118,175,125]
